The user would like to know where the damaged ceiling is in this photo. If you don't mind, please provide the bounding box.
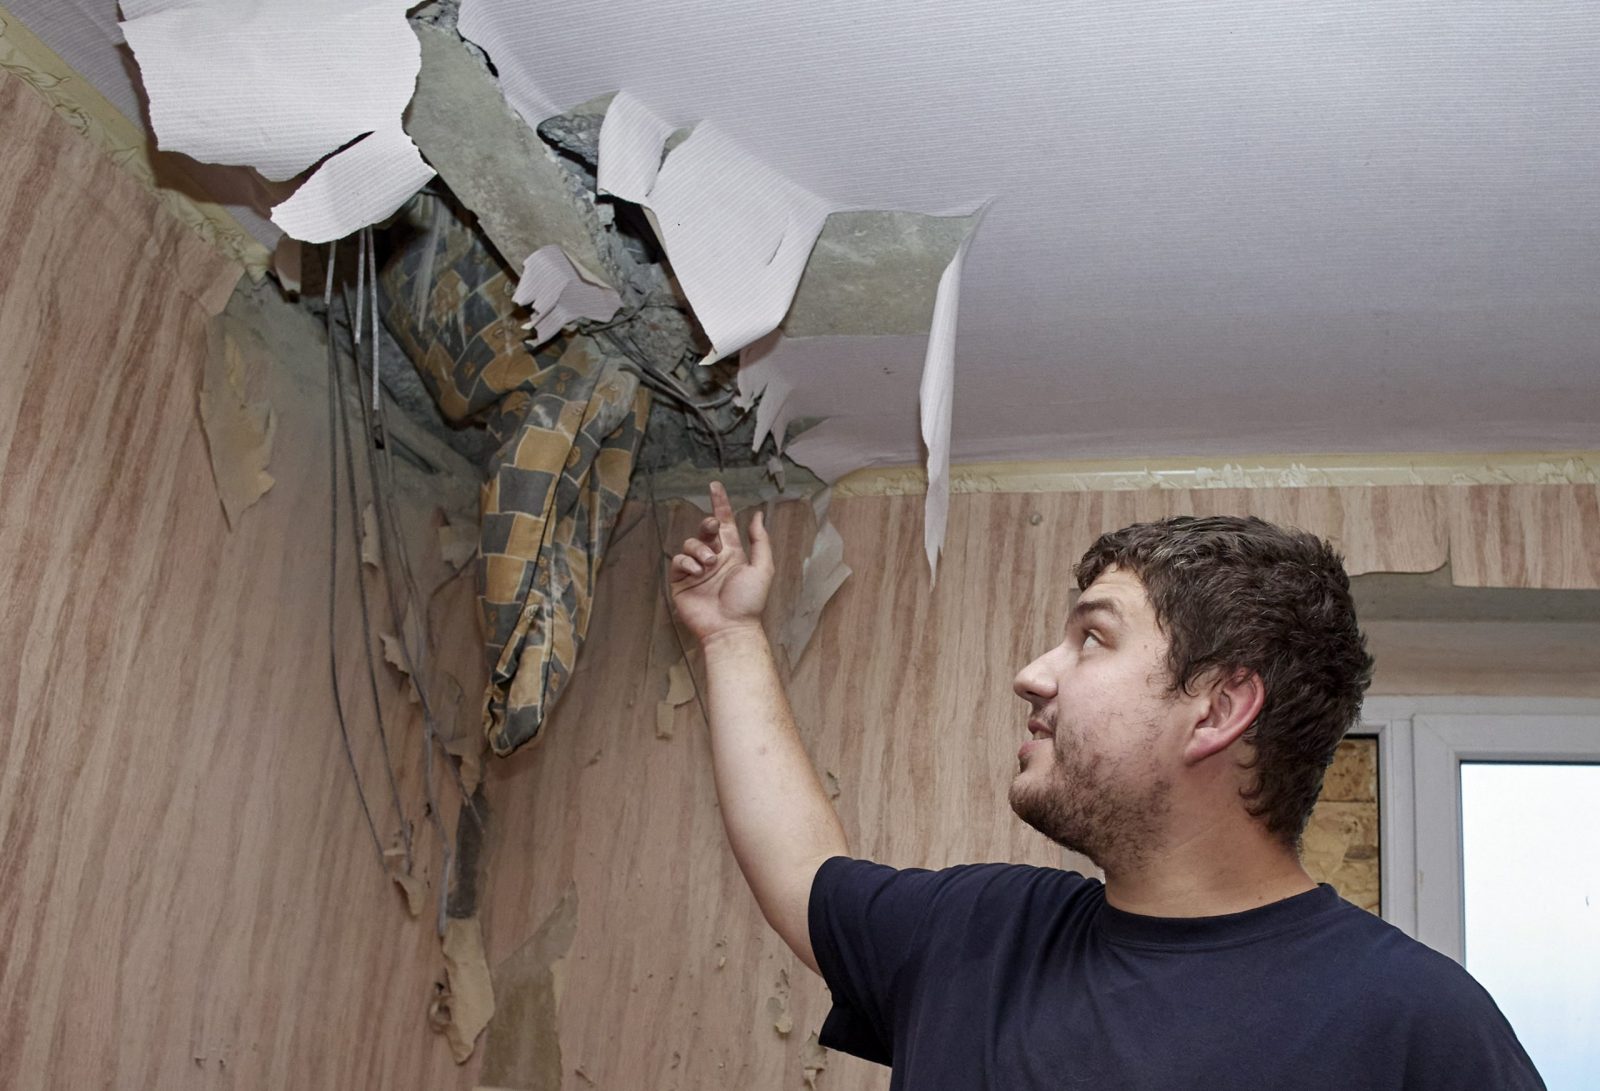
[13,0,1600,477]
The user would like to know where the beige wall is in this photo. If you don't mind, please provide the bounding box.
[0,68,484,1089]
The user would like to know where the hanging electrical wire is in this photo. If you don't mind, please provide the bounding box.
[328,235,414,877]
[322,239,386,871]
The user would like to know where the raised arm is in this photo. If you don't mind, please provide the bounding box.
[667,482,848,975]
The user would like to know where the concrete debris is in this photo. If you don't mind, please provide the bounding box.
[407,25,612,285]
[783,210,980,338]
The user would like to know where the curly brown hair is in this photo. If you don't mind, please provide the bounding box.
[1073,515,1375,848]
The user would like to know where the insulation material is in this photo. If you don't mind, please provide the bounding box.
[777,490,851,669]
[198,329,275,529]
[120,0,434,241]
[379,209,650,755]
[597,91,831,365]
[512,245,623,350]
[439,915,495,1064]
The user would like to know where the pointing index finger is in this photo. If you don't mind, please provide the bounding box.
[709,480,736,526]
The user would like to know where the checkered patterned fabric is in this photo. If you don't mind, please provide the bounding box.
[382,199,648,754]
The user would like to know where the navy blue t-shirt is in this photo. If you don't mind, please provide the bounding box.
[809,857,1544,1089]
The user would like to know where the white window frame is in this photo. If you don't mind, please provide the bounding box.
[1359,696,1600,964]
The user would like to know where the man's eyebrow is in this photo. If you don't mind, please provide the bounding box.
[1065,597,1123,631]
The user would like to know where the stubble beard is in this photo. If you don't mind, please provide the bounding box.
[1008,720,1172,871]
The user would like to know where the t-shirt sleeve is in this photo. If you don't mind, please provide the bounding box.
[806,856,956,1065]
[1401,961,1548,1090]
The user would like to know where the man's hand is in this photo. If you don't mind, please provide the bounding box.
[667,481,844,976]
[668,481,774,644]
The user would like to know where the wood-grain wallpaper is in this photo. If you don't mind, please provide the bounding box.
[0,68,483,1090]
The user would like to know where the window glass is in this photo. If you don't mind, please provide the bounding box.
[1461,762,1600,1090]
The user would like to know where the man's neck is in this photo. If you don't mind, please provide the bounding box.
[1098,818,1316,919]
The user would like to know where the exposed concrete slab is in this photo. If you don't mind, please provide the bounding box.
[406,24,612,286]
[781,209,979,337]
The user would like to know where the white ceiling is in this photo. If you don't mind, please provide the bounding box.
[18,1,1600,465]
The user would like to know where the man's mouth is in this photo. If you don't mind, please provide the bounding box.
[1019,718,1054,765]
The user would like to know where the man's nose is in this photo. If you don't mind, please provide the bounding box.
[1013,650,1058,706]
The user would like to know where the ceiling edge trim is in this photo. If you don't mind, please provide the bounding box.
[0,3,268,278]
[831,451,1600,497]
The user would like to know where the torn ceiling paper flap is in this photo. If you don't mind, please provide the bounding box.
[778,491,851,669]
[120,0,434,241]
[597,91,832,365]
[736,331,799,454]
[512,245,623,349]
[743,332,931,482]
[270,125,436,243]
[919,202,990,583]
[786,417,918,484]
[595,89,681,206]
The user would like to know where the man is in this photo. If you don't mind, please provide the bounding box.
[668,482,1543,1089]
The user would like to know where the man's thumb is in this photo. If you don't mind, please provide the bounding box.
[748,510,774,573]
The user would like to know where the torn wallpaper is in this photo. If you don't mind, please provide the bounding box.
[597,90,831,365]
[120,0,434,241]
[512,245,622,350]
[918,203,987,581]
[380,198,649,754]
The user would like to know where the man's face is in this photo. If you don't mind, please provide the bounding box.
[1008,566,1188,867]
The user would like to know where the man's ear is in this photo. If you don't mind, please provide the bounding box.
[1184,667,1264,765]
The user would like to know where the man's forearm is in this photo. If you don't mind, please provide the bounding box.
[701,624,847,973]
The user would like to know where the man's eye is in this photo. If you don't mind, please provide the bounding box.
[1082,631,1102,648]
